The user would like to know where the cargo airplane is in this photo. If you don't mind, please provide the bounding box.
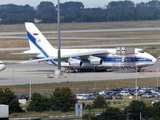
[0,61,6,71]
[11,22,156,72]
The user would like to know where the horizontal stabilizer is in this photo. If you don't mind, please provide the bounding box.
[16,57,56,64]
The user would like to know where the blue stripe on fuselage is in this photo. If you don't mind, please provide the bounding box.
[27,31,57,65]
[75,56,152,63]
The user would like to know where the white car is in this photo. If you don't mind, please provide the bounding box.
[119,91,130,96]
[99,91,106,95]
[76,94,97,100]
[76,94,86,100]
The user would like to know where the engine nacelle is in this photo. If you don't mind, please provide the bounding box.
[68,58,83,67]
[88,56,103,65]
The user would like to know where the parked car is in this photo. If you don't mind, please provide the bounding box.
[140,86,151,90]
[81,94,90,100]
[152,93,160,98]
[89,91,98,95]
[99,90,106,96]
[106,95,112,99]
[16,94,29,100]
[119,91,130,96]
[87,94,97,100]
[76,94,87,100]
[128,89,135,95]
[115,94,123,99]
[77,94,97,100]
[111,87,123,91]
[108,91,119,96]
[141,93,154,98]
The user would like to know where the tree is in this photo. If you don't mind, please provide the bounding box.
[59,1,84,16]
[124,100,147,120]
[107,0,135,9]
[0,88,23,113]
[37,1,56,18]
[27,93,51,112]
[50,87,77,112]
[153,101,160,117]
[96,107,126,120]
[41,14,54,23]
[92,96,108,108]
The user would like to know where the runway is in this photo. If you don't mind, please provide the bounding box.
[0,27,160,41]
[0,59,159,86]
[0,27,160,35]
[0,41,160,51]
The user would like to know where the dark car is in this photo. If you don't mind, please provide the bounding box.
[115,94,123,99]
[111,87,123,91]
[106,91,119,96]
[106,95,112,99]
[16,94,29,100]
[89,91,98,95]
[87,95,97,100]
[152,93,160,98]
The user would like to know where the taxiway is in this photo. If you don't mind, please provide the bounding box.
[0,59,159,86]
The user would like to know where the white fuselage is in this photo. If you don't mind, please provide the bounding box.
[32,48,156,70]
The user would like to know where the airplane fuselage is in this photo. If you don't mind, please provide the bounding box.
[33,48,156,70]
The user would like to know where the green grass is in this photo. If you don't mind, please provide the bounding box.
[0,77,159,95]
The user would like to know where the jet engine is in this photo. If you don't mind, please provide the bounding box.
[68,58,83,67]
[88,56,103,65]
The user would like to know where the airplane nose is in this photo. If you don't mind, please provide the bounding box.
[152,57,157,64]
[2,65,6,70]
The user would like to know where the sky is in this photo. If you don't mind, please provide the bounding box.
[0,0,152,8]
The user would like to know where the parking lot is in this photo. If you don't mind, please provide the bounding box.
[75,86,160,101]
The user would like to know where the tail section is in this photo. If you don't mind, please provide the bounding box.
[25,22,55,52]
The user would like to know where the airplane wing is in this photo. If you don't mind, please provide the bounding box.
[60,49,108,58]
[16,49,108,64]
[8,53,40,56]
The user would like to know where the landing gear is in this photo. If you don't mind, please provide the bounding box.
[137,67,141,72]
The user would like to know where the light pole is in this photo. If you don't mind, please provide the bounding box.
[12,70,14,91]
[94,66,96,90]
[135,64,138,100]
[57,0,61,76]
[156,68,159,92]
[29,66,32,101]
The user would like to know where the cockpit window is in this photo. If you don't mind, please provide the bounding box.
[138,50,145,53]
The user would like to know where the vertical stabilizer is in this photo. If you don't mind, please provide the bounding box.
[25,22,55,52]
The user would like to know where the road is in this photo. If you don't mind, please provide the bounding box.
[0,59,159,86]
